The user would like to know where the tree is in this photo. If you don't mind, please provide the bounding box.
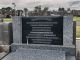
[24,8,28,16]
[1,8,6,15]
[6,7,12,15]
[17,10,23,16]
[12,9,15,16]
[58,8,65,12]
[34,5,41,12]
[42,7,49,16]
[0,7,12,17]
[43,7,48,12]
[34,5,42,16]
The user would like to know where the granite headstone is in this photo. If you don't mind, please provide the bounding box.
[2,16,76,60]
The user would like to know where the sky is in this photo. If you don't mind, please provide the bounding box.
[0,0,80,10]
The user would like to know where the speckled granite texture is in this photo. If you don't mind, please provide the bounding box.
[2,16,76,60]
[2,48,65,60]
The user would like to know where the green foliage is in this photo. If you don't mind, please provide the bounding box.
[73,16,80,21]
[73,16,80,38]
[3,18,12,22]
[76,26,80,38]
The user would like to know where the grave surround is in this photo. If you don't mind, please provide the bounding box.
[2,16,76,60]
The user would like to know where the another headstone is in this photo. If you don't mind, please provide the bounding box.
[0,22,13,45]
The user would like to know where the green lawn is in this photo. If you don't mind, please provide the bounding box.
[76,26,80,38]
[3,18,12,22]
[73,16,80,21]
[73,16,80,38]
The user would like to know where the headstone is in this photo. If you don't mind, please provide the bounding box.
[12,16,73,46]
[0,14,3,22]
[2,16,76,60]
[0,22,13,45]
[73,21,76,45]
[0,23,3,44]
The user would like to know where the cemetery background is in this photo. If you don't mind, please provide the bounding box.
[0,0,80,59]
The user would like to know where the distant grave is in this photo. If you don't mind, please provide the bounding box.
[0,22,13,45]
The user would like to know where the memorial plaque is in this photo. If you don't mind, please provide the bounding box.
[22,16,63,45]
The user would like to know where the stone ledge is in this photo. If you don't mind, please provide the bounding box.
[11,43,75,56]
[2,48,65,60]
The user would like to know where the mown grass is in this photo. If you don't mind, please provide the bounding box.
[3,18,12,22]
[73,16,80,21]
[76,26,80,38]
[73,16,80,38]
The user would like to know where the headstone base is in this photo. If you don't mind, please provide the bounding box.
[2,48,65,60]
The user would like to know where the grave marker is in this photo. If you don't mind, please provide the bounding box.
[2,16,76,60]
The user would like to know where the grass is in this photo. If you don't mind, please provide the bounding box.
[73,16,80,38]
[76,26,80,38]
[73,16,80,21]
[3,18,12,22]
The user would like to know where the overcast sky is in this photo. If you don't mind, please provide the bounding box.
[0,0,80,10]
